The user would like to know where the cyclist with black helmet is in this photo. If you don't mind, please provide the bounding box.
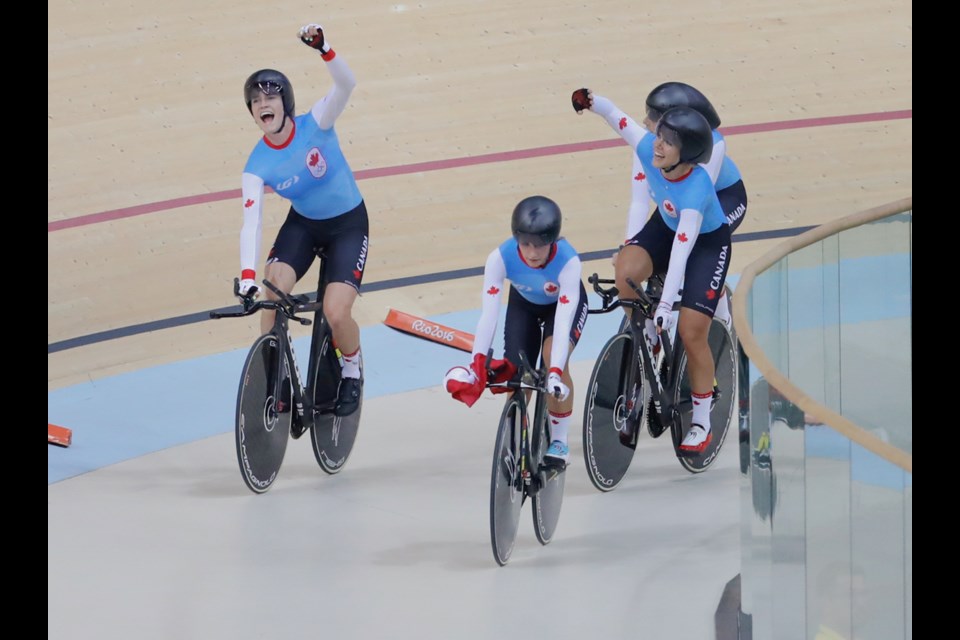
[443,195,589,464]
[572,88,731,455]
[641,82,747,233]
[237,23,367,417]
[631,82,747,328]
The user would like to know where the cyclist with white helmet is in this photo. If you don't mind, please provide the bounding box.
[573,89,732,455]
[444,196,589,464]
[237,23,366,417]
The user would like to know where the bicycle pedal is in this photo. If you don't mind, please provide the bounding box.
[540,458,567,472]
[290,421,308,440]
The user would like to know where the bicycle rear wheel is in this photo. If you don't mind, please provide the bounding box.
[582,331,641,491]
[489,394,525,566]
[672,318,738,473]
[531,400,565,546]
[310,331,362,475]
[235,334,292,494]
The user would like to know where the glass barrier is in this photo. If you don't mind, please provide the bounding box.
[735,202,911,640]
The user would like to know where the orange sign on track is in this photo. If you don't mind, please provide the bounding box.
[383,308,474,353]
[48,423,73,447]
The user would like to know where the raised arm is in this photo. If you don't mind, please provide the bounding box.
[299,23,357,130]
[572,88,649,150]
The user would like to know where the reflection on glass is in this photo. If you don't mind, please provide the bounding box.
[738,209,911,640]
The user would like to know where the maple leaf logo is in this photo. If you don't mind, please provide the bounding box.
[244,199,255,208]
[634,171,645,181]
[487,286,500,295]
[551,418,560,425]
[574,328,582,339]
[545,283,558,293]
[678,232,689,243]
[559,294,569,304]
[309,151,320,167]
[353,269,362,280]
[618,117,627,130]
[706,289,717,300]
[664,202,675,213]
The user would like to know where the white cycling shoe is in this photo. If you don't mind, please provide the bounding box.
[679,424,712,456]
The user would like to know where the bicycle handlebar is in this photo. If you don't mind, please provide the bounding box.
[483,348,551,395]
[209,278,315,325]
[587,272,659,319]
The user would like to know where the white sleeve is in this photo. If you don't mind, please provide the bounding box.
[471,249,507,359]
[659,209,703,310]
[625,153,652,241]
[589,94,649,151]
[239,172,266,274]
[310,53,357,130]
[547,257,583,373]
[699,136,725,186]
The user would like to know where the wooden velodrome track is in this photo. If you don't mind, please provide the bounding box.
[47,0,912,392]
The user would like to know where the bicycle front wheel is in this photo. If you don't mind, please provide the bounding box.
[235,334,292,494]
[672,318,738,473]
[582,331,641,491]
[531,405,566,546]
[310,331,362,475]
[489,394,525,566]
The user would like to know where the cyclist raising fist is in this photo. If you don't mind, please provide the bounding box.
[237,23,368,417]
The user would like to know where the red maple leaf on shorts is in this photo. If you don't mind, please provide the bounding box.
[487,286,500,295]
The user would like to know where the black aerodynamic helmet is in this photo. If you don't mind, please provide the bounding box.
[511,195,562,247]
[656,106,715,165]
[645,81,721,130]
[244,69,295,117]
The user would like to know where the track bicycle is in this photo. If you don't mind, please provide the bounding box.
[209,253,363,493]
[581,273,738,490]
[488,346,567,566]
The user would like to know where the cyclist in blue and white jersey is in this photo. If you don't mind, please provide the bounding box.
[625,82,747,326]
[236,23,366,417]
[572,89,731,455]
[443,196,589,464]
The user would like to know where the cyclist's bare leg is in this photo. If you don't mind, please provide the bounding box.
[323,282,361,361]
[677,307,715,399]
[260,262,298,335]
[614,245,654,318]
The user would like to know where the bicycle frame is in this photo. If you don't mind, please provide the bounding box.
[487,349,549,494]
[588,274,686,435]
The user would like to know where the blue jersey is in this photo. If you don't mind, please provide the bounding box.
[498,237,579,306]
[243,112,363,220]
[635,135,727,234]
[712,130,742,191]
